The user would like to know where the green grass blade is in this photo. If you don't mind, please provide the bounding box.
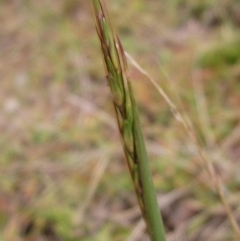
[129,82,166,240]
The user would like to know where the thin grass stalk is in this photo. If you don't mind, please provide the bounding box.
[124,50,240,240]
[91,1,166,240]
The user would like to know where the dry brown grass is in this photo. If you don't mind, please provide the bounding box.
[1,0,240,241]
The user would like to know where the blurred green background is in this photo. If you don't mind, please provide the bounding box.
[1,0,240,240]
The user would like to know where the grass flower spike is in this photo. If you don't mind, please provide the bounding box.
[91,1,167,240]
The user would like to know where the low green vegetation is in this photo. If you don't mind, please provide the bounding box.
[1,0,240,240]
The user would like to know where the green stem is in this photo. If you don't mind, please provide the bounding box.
[129,82,166,241]
[91,1,167,240]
